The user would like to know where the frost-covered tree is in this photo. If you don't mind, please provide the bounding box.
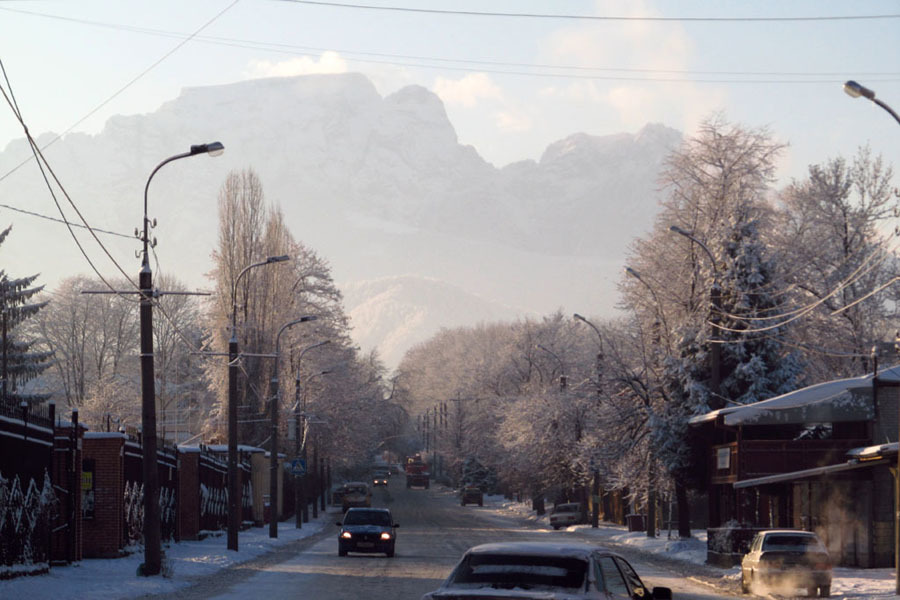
[774,147,899,379]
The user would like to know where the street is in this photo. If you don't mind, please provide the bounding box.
[144,477,737,599]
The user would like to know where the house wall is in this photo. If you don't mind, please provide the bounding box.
[873,384,898,444]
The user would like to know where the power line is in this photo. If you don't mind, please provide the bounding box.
[0,202,132,239]
[2,7,897,83]
[273,1,900,23]
[0,0,240,185]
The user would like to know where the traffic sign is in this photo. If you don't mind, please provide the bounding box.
[290,458,307,476]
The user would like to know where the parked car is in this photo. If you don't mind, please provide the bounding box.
[549,502,584,530]
[741,529,832,597]
[337,507,399,557]
[421,541,672,599]
[460,486,484,506]
[340,482,372,512]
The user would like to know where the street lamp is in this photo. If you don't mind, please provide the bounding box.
[138,141,224,576]
[624,266,668,539]
[294,366,332,526]
[269,315,318,539]
[844,80,900,126]
[669,225,722,405]
[573,313,604,529]
[845,80,900,595]
[227,254,290,551]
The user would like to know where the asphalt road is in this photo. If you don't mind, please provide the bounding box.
[147,477,738,599]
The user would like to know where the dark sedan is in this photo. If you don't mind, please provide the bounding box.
[337,507,399,557]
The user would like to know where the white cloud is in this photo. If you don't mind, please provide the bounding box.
[433,73,503,108]
[244,51,348,78]
[495,110,532,133]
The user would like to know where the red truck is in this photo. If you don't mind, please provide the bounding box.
[405,454,430,489]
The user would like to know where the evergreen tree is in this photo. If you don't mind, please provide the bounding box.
[716,203,804,404]
[0,226,53,405]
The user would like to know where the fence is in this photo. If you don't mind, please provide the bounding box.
[0,402,60,578]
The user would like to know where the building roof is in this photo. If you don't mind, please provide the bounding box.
[689,363,900,427]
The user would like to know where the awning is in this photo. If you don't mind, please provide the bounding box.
[734,458,889,489]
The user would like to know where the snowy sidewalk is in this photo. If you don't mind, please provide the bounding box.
[475,490,898,599]
[0,513,332,600]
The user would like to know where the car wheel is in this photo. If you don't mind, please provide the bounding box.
[339,545,347,557]
[386,544,395,558]
[819,585,830,598]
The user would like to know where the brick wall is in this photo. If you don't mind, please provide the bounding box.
[177,450,200,541]
[82,434,125,558]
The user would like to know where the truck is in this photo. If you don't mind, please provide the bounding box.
[404,454,430,489]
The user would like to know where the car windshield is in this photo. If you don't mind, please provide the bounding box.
[343,510,391,526]
[449,553,587,591]
[346,486,366,494]
[763,535,824,552]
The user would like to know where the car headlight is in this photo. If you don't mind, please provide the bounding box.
[380,532,392,540]
[341,531,353,539]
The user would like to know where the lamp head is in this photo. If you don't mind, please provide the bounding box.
[299,315,318,323]
[844,80,875,100]
[190,141,226,156]
[625,266,641,279]
[267,255,291,263]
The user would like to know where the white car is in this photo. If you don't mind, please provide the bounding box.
[422,542,672,599]
[549,502,584,530]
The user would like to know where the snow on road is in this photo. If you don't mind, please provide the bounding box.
[1,487,895,599]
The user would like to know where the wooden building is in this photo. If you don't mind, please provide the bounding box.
[691,365,899,568]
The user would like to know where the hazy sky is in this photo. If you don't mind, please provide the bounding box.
[1,0,898,186]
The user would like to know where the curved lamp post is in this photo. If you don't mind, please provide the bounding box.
[268,316,318,538]
[227,254,290,551]
[844,80,900,126]
[669,225,722,406]
[573,313,604,529]
[845,80,900,595]
[139,141,223,576]
[294,365,332,526]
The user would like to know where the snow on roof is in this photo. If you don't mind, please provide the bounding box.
[688,364,900,426]
[465,542,604,560]
[847,441,899,459]
[83,432,127,439]
[204,444,265,453]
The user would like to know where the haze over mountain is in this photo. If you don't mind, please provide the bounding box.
[0,73,681,369]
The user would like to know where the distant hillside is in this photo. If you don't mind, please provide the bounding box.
[0,73,681,370]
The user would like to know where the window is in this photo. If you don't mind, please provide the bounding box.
[597,556,630,597]
[615,557,647,597]
[450,554,588,591]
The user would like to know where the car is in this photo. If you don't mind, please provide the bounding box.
[340,482,372,512]
[549,502,584,530]
[421,541,672,599]
[372,469,390,486]
[337,507,399,557]
[741,529,832,597]
[459,486,483,506]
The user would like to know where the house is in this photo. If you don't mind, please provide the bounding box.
[690,364,899,567]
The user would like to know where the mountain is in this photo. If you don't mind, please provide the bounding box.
[342,275,523,368]
[0,73,681,370]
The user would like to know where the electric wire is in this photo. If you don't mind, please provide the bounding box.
[3,6,898,80]
[0,202,132,239]
[0,0,240,185]
[274,1,900,23]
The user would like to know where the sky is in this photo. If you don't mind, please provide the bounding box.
[0,0,898,185]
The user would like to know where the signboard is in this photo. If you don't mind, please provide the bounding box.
[290,458,307,476]
[82,458,95,520]
[716,447,731,471]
